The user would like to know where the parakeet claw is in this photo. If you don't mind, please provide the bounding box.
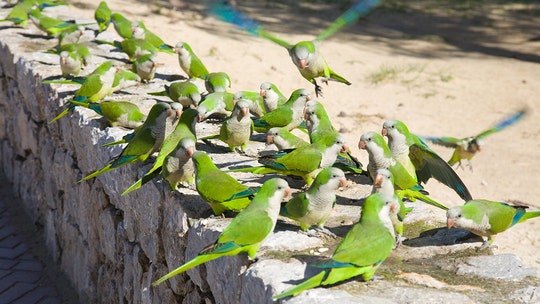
[477,240,497,252]
[394,235,407,248]
[314,84,323,98]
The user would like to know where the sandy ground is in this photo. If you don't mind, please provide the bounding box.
[62,1,540,269]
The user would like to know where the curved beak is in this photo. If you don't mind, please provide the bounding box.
[299,59,307,69]
[358,140,366,150]
[381,128,387,136]
[260,90,266,97]
[197,114,204,123]
[266,135,274,145]
[446,218,456,229]
[186,147,195,157]
[374,174,383,188]
[338,177,347,188]
[284,187,292,200]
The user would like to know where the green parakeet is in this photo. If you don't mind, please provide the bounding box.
[191,151,262,215]
[234,134,348,185]
[196,92,234,122]
[162,137,196,190]
[372,168,408,246]
[110,12,133,39]
[210,1,382,97]
[130,21,174,53]
[59,50,82,77]
[273,192,395,299]
[110,68,141,92]
[121,108,197,196]
[280,167,346,234]
[382,119,472,201]
[0,0,34,27]
[202,99,253,153]
[266,127,309,151]
[28,9,91,37]
[68,100,146,129]
[259,82,287,113]
[204,72,231,93]
[304,100,364,174]
[150,80,201,109]
[48,60,118,124]
[359,131,449,211]
[253,88,311,133]
[132,53,158,83]
[423,108,528,171]
[174,41,209,79]
[94,1,111,33]
[79,102,180,182]
[233,90,266,118]
[447,199,540,249]
[152,177,291,286]
[58,25,85,46]
[46,43,91,68]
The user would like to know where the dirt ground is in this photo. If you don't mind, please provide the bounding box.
[65,0,540,269]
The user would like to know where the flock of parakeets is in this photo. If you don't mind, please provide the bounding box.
[3,0,537,299]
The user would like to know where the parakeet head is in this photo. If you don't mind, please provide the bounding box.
[382,119,409,139]
[291,41,317,69]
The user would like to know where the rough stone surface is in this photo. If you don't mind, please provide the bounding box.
[0,3,539,304]
[456,254,539,281]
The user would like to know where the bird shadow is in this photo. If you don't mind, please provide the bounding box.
[403,227,483,247]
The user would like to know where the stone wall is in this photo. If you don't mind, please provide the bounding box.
[0,4,538,304]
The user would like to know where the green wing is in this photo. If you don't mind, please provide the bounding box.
[217,207,274,245]
[409,138,472,201]
[281,193,310,219]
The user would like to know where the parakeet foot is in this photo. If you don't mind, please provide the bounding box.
[477,240,497,252]
[394,235,407,248]
[314,84,323,98]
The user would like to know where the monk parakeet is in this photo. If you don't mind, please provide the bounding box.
[273,192,395,299]
[234,134,349,185]
[191,151,262,215]
[150,80,201,109]
[162,137,196,190]
[110,12,133,39]
[68,100,146,129]
[372,168,408,246]
[204,72,231,93]
[211,1,381,97]
[46,43,91,68]
[382,119,472,201]
[94,1,111,33]
[152,177,291,286]
[423,108,528,171]
[121,108,197,196]
[110,68,141,92]
[0,0,67,27]
[266,127,309,151]
[196,92,234,122]
[174,41,209,79]
[130,21,175,53]
[359,131,449,211]
[304,100,364,174]
[59,50,82,77]
[447,199,540,249]
[280,167,346,236]
[58,25,85,46]
[0,0,34,27]
[28,9,92,37]
[259,82,287,113]
[48,60,118,124]
[79,102,180,182]
[132,53,158,83]
[202,99,253,153]
[233,90,266,118]
[253,88,311,133]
